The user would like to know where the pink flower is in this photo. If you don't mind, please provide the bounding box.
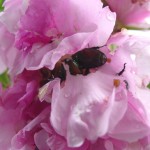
[40,29,150,148]
[105,0,150,27]
[0,70,48,149]
[1,0,150,150]
[107,30,150,141]
[0,0,116,75]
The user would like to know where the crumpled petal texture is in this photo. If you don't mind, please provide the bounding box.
[51,72,128,147]
[0,0,116,76]
[49,30,150,148]
[106,30,150,143]
[0,70,48,150]
[0,0,150,150]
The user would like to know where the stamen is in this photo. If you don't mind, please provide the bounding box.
[107,58,111,63]
[113,79,120,88]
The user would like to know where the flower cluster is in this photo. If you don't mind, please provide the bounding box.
[0,0,150,150]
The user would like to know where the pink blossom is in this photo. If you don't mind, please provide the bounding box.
[43,30,150,148]
[0,70,48,149]
[0,0,116,76]
[1,0,150,150]
[106,30,150,142]
[105,0,150,27]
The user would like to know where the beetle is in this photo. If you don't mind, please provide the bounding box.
[40,46,108,86]
[72,47,107,69]
[66,47,108,75]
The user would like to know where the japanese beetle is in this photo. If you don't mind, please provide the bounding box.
[72,47,107,69]
[66,47,107,75]
[40,46,108,86]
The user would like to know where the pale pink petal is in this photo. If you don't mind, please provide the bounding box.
[51,70,127,147]
[11,107,50,149]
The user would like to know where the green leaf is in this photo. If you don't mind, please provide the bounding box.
[0,0,5,11]
[0,70,10,88]
[147,83,150,89]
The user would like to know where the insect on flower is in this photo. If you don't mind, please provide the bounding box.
[40,47,109,86]
[66,47,109,75]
